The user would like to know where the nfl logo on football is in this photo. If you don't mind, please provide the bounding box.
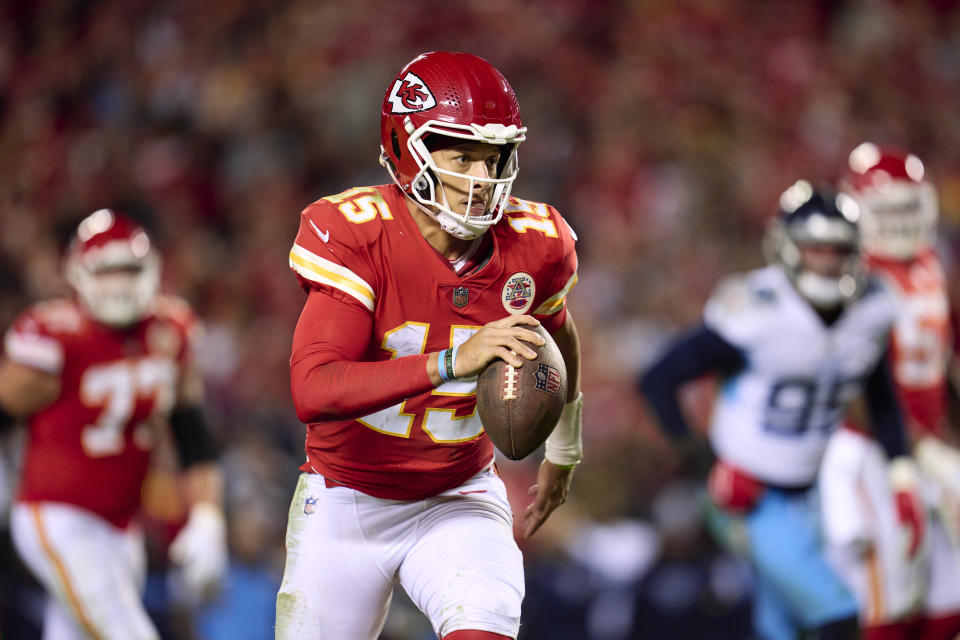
[304,495,318,515]
[535,363,562,395]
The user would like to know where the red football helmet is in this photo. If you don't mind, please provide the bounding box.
[379,51,526,239]
[64,209,161,327]
[841,142,938,259]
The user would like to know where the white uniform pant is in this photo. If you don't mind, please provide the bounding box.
[921,485,960,616]
[819,428,928,624]
[819,428,960,625]
[10,501,157,640]
[275,467,524,640]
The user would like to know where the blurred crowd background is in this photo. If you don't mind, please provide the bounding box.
[2,0,960,638]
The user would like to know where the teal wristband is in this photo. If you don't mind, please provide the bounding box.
[444,347,455,380]
[437,349,451,382]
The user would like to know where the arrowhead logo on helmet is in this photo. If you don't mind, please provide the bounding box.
[388,72,437,114]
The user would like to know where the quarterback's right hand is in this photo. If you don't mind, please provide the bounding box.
[452,315,545,378]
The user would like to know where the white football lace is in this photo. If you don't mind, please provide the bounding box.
[502,363,520,400]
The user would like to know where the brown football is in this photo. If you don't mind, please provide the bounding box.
[476,324,567,460]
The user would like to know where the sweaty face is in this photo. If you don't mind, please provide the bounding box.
[429,142,501,217]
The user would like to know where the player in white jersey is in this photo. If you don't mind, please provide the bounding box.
[639,181,912,640]
[819,143,960,640]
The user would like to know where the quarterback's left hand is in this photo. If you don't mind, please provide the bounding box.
[169,502,227,600]
[523,459,575,538]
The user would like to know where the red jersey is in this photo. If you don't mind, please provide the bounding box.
[5,296,197,527]
[289,184,578,500]
[867,248,951,438]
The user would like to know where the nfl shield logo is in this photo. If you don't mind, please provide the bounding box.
[534,363,563,395]
[453,286,470,308]
[304,495,318,515]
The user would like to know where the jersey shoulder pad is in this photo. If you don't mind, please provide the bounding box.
[705,270,778,317]
[22,298,86,336]
[703,269,779,342]
[289,186,394,312]
[499,197,579,319]
[300,186,397,248]
[3,298,78,373]
[295,198,360,257]
[498,196,578,274]
[501,196,576,244]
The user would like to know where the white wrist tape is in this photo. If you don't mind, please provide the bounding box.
[916,436,960,488]
[545,392,583,467]
[889,456,921,491]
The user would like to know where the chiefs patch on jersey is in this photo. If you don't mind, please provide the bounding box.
[502,272,535,314]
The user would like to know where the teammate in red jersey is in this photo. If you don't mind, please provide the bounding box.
[0,209,226,640]
[819,143,960,639]
[276,51,583,640]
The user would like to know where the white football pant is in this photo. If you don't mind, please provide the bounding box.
[819,428,928,625]
[921,483,960,616]
[275,466,524,640]
[10,501,158,640]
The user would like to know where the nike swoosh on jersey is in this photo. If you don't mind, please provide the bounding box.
[309,220,330,243]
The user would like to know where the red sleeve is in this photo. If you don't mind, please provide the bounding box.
[534,210,578,334]
[290,289,435,422]
[289,199,379,312]
[3,304,69,374]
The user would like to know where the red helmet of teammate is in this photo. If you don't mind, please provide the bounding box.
[64,209,161,327]
[379,51,526,239]
[841,142,938,260]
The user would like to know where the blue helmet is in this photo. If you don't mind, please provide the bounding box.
[764,180,865,309]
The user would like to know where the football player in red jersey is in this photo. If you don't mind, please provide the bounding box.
[0,209,226,640]
[819,143,960,640]
[276,51,583,640]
